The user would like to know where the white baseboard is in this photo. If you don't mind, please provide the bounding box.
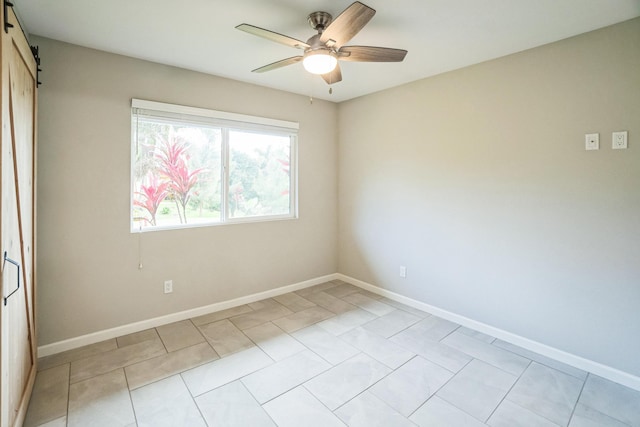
[337,273,640,392]
[38,271,640,392]
[37,273,339,358]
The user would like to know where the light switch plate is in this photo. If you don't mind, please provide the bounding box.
[612,131,628,149]
[585,133,599,151]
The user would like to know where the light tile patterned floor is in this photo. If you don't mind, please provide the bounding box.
[24,280,640,427]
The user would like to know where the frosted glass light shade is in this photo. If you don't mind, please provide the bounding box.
[303,50,338,75]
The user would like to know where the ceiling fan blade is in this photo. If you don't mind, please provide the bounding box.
[236,24,310,49]
[338,46,407,62]
[320,2,375,48]
[252,56,303,73]
[321,63,342,85]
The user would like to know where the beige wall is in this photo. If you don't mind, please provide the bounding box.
[35,18,640,378]
[34,37,338,345]
[338,18,640,376]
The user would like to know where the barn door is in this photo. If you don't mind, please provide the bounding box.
[0,4,38,427]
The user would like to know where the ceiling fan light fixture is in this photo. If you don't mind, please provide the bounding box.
[303,49,338,75]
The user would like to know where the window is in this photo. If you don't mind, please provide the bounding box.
[131,99,297,232]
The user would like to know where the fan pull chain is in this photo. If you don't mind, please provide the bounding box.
[328,72,333,95]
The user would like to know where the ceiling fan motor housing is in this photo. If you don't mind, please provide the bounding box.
[304,12,337,75]
[307,11,332,32]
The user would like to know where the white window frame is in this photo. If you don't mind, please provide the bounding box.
[131,99,298,232]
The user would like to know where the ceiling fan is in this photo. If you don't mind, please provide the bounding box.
[236,1,408,85]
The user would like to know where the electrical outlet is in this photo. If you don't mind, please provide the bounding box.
[585,133,599,151]
[164,280,173,294]
[612,131,628,149]
[399,266,407,278]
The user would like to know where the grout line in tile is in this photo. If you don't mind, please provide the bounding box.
[243,349,357,406]
[490,340,588,382]
[483,359,532,423]
[38,340,119,373]
[178,374,206,426]
[65,363,71,427]
[438,336,532,379]
[290,339,334,367]
[332,377,408,420]
[127,342,220,392]
[566,372,589,426]
[155,326,169,354]
[292,350,398,422]
[405,356,476,419]
[127,378,139,427]
[300,383,342,417]
[241,322,278,363]
[333,354,421,412]
[182,370,198,400]
[384,322,421,340]
[435,393,487,424]
[438,325,460,343]
[189,318,207,340]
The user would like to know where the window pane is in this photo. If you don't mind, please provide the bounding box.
[131,100,297,232]
[132,118,222,230]
[228,130,291,219]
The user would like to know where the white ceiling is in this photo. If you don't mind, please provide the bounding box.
[15,0,640,102]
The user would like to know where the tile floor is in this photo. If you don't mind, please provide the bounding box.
[24,280,640,427]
